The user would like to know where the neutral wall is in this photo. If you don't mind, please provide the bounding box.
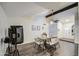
[57,18,75,39]
[54,14,75,39]
[0,5,8,56]
[32,16,49,38]
[77,2,79,55]
[75,3,79,44]
[48,22,57,37]
[8,15,49,44]
[8,17,34,44]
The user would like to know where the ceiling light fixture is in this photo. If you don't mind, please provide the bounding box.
[50,21,53,24]
[65,19,70,22]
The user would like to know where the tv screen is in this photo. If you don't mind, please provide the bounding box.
[16,26,23,44]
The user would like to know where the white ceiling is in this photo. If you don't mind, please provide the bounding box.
[35,2,75,12]
[0,2,75,17]
[53,7,77,24]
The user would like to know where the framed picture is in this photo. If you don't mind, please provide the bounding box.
[32,25,41,31]
[32,25,36,31]
[37,26,40,31]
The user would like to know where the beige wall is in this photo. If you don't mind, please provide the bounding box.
[8,15,49,44]
[77,2,79,55]
[0,5,8,56]
[8,17,33,44]
[57,16,75,39]
[75,3,79,44]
